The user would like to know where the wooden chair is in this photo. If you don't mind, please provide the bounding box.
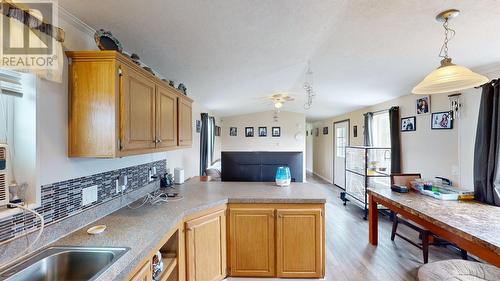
[390,173,467,264]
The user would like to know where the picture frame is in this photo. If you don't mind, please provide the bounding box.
[431,111,453,130]
[416,95,431,115]
[401,116,416,132]
[353,125,358,138]
[323,127,328,135]
[306,130,309,136]
[195,120,201,133]
[272,127,281,137]
[245,127,254,137]
[258,127,267,137]
[215,126,221,136]
[229,127,237,136]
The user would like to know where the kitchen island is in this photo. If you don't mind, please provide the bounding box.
[53,180,329,281]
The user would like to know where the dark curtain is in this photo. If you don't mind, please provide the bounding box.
[474,80,500,206]
[363,112,373,146]
[209,116,216,164]
[200,113,209,176]
[389,106,401,173]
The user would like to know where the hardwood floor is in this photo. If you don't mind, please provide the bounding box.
[227,174,462,281]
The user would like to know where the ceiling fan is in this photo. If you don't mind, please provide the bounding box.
[268,93,295,109]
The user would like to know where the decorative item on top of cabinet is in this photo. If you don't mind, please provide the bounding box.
[185,209,226,281]
[94,29,123,52]
[66,51,193,158]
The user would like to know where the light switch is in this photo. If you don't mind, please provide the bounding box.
[82,185,98,206]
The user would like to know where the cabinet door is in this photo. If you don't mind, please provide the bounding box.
[130,260,152,281]
[120,65,156,152]
[228,208,275,277]
[178,98,192,147]
[156,85,177,148]
[185,210,226,281]
[276,209,323,278]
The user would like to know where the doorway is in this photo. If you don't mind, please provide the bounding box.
[334,120,349,189]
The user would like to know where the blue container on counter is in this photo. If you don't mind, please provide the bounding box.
[275,166,291,187]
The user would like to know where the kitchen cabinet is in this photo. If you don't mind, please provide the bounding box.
[276,208,323,278]
[130,260,152,281]
[185,209,226,281]
[227,204,325,279]
[177,98,192,147]
[156,85,178,148]
[120,64,156,152]
[66,51,192,157]
[228,208,275,277]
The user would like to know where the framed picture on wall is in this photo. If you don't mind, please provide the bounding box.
[215,126,221,136]
[245,127,254,137]
[258,127,267,137]
[196,120,201,133]
[431,111,453,129]
[353,125,358,137]
[272,127,281,137]
[401,116,416,132]
[416,95,430,115]
[229,127,237,136]
[323,127,328,135]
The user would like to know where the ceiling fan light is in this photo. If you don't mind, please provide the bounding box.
[274,102,283,109]
[412,59,489,95]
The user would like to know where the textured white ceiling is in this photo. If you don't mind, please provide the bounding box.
[60,0,500,121]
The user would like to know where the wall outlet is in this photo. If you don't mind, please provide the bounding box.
[115,175,128,194]
[82,185,98,206]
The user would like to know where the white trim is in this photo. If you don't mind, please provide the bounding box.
[312,172,333,184]
[58,5,95,37]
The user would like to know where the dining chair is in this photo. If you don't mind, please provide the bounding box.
[389,173,467,263]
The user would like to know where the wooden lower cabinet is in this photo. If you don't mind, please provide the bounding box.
[130,260,152,281]
[228,204,324,279]
[185,209,227,281]
[228,208,275,277]
[276,209,323,278]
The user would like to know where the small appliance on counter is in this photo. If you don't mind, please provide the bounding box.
[174,168,184,184]
[275,166,291,187]
[160,172,174,188]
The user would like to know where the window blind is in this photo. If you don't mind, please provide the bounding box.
[0,69,23,97]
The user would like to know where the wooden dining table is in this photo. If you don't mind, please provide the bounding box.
[367,187,500,267]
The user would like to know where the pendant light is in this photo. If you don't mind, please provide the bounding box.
[412,9,489,95]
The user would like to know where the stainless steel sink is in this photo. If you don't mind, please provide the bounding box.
[0,246,129,281]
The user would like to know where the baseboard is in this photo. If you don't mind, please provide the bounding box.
[311,172,333,184]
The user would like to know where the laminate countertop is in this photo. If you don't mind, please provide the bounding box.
[368,187,500,256]
[53,181,329,281]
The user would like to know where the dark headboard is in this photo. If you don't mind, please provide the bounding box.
[221,151,303,182]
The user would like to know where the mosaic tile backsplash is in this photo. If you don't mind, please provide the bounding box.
[0,160,166,243]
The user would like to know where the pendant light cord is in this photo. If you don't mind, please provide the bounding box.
[439,18,456,59]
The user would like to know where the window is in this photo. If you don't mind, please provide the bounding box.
[336,127,346,157]
[372,112,391,147]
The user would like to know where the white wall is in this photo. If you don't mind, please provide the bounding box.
[311,64,500,189]
[221,110,306,180]
[30,11,213,202]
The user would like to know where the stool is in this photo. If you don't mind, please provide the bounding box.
[418,259,500,281]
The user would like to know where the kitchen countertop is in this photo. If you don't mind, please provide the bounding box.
[54,181,329,281]
[368,187,500,256]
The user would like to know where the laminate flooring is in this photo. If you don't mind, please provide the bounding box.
[226,174,462,281]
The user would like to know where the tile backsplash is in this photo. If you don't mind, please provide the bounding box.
[0,160,166,243]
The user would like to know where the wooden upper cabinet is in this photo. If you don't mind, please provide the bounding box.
[156,85,178,148]
[178,97,192,147]
[120,65,156,152]
[66,51,193,157]
[276,208,323,278]
[185,209,227,281]
[228,208,275,277]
